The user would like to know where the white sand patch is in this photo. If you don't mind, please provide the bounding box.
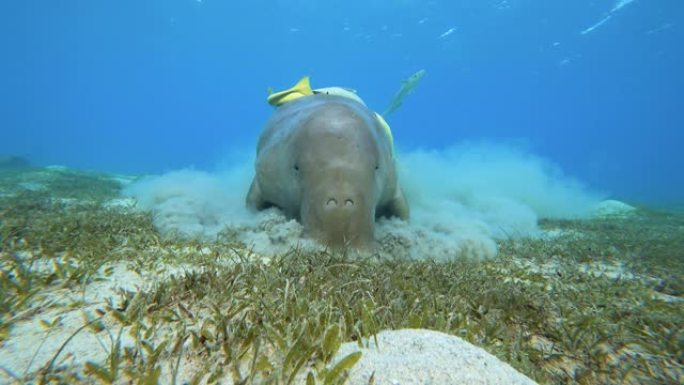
[652,292,684,304]
[540,228,585,239]
[0,246,240,383]
[0,303,137,381]
[107,175,137,186]
[17,182,47,191]
[102,197,137,210]
[0,262,144,381]
[55,198,83,206]
[510,257,682,304]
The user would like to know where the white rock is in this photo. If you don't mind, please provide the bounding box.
[45,165,69,171]
[333,329,537,385]
[592,199,636,218]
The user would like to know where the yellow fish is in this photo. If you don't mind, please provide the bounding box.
[266,76,313,106]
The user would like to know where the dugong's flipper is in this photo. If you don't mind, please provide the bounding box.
[378,188,410,220]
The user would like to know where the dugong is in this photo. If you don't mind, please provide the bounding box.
[247,94,409,248]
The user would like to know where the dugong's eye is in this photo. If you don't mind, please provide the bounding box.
[294,164,299,171]
[375,165,379,171]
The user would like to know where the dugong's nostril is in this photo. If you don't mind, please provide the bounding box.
[345,199,354,207]
[326,198,337,207]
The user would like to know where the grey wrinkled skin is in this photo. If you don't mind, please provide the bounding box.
[247,94,409,248]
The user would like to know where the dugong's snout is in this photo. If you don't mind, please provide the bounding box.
[300,176,375,249]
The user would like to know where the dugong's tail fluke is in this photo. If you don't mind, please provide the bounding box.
[383,69,426,117]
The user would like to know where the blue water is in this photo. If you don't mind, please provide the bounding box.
[1,0,682,205]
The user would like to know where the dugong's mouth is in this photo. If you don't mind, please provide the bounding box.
[300,191,374,249]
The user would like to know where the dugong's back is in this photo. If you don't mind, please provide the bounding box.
[257,95,391,156]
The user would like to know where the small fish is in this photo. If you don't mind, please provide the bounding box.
[495,0,511,10]
[646,23,673,35]
[439,27,456,39]
[582,0,637,35]
[581,15,612,35]
[611,0,636,13]
[383,69,426,117]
